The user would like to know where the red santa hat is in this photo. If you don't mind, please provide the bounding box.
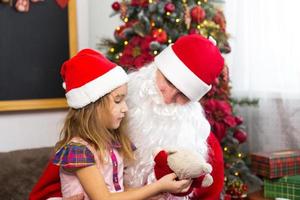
[61,48,128,109]
[154,34,224,101]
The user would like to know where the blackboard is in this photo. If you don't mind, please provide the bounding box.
[0,0,77,111]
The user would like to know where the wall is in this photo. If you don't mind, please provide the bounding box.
[0,0,119,152]
[0,110,66,151]
[77,0,122,51]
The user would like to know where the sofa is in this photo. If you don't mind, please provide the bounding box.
[0,147,53,200]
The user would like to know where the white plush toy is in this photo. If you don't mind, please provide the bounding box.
[153,148,213,196]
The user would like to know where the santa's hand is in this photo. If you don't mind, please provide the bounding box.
[157,173,192,193]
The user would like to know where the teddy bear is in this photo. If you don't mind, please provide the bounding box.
[153,147,213,196]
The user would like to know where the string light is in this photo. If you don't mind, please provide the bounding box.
[115,55,119,59]
[153,50,158,55]
[197,1,201,5]
[151,22,156,27]
[175,18,180,23]
[119,53,123,57]
[166,12,171,16]
[124,41,128,45]
[238,153,242,158]
[124,17,129,22]
[234,172,239,176]
[149,0,153,3]
[182,0,187,3]
[109,48,115,53]
[116,26,121,31]
[224,147,228,151]
[197,24,201,29]
[168,39,172,44]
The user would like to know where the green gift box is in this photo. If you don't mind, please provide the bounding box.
[251,150,300,179]
[264,175,300,200]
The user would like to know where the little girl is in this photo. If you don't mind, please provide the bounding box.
[52,49,190,200]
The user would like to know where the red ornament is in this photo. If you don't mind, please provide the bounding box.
[190,6,206,23]
[112,1,121,11]
[213,10,226,31]
[235,116,244,126]
[114,25,127,40]
[233,130,247,143]
[164,2,175,13]
[152,29,168,43]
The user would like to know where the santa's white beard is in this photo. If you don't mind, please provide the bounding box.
[124,63,211,192]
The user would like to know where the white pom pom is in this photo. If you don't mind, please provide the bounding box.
[62,82,66,90]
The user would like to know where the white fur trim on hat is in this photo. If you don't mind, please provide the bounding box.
[66,66,128,109]
[154,45,211,101]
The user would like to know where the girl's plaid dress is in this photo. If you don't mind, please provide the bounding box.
[53,137,125,200]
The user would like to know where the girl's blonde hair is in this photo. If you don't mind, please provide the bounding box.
[55,94,135,163]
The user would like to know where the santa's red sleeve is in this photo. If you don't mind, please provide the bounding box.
[192,132,224,200]
[29,158,62,200]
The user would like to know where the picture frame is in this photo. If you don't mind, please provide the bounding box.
[0,0,77,112]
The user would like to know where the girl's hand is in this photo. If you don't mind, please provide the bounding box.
[157,173,192,193]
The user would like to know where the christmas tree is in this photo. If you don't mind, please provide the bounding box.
[100,0,260,198]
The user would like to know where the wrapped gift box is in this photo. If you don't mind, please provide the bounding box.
[251,150,300,179]
[264,175,300,200]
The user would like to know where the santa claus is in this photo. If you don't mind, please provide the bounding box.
[30,34,224,200]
